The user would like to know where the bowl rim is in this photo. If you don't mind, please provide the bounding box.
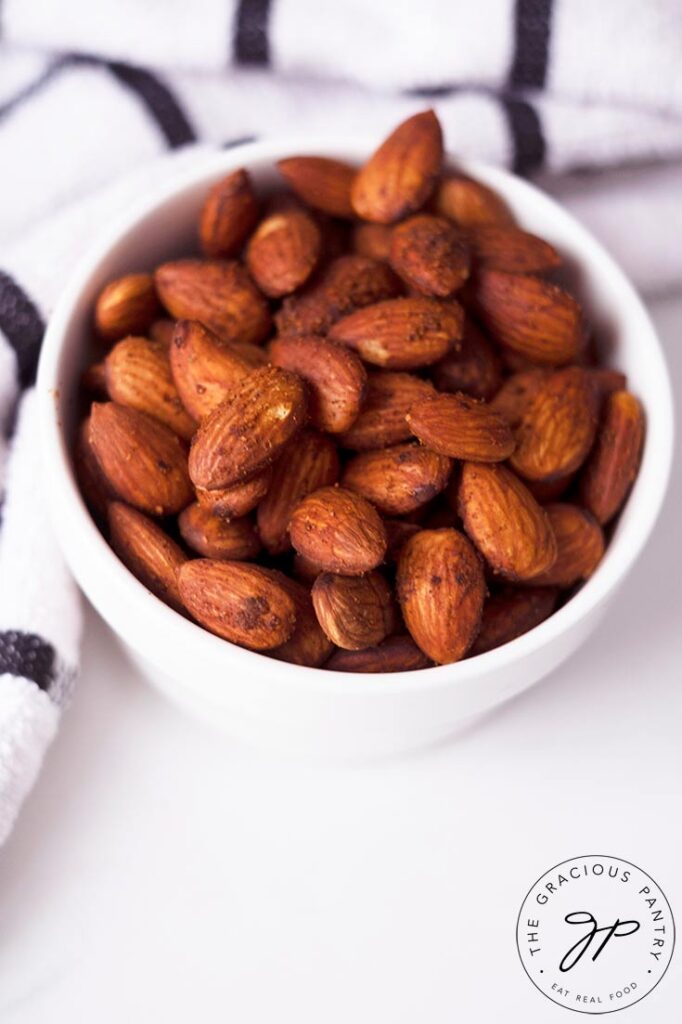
[38,135,675,695]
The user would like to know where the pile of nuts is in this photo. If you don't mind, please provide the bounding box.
[76,109,645,672]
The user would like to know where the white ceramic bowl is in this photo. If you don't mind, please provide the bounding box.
[38,137,674,758]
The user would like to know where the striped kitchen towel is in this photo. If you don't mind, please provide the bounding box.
[1,0,681,844]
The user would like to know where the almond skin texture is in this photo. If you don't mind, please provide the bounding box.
[510,367,598,482]
[351,110,443,224]
[268,334,367,433]
[389,214,470,296]
[289,486,387,575]
[246,205,321,298]
[94,273,160,342]
[396,529,485,664]
[475,270,585,366]
[154,260,271,346]
[326,634,431,672]
[89,402,193,516]
[407,392,515,462]
[199,168,259,258]
[579,390,645,524]
[470,585,558,656]
[343,443,452,515]
[257,431,340,555]
[489,369,549,428]
[431,318,503,401]
[277,157,356,219]
[178,503,261,561]
[458,462,558,580]
[196,467,273,519]
[189,366,307,490]
[529,503,605,587]
[329,296,464,370]
[108,502,187,613]
[433,174,514,228]
[312,572,395,650]
[468,226,561,273]
[169,319,253,421]
[352,222,393,262]
[270,575,334,667]
[178,560,296,651]
[105,336,196,441]
[275,254,401,336]
[339,371,436,451]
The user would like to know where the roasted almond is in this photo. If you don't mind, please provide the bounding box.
[270,575,334,667]
[351,222,393,262]
[94,272,160,342]
[470,585,558,656]
[475,270,585,366]
[268,334,367,433]
[431,318,503,401]
[246,205,321,297]
[510,367,598,481]
[276,156,356,219]
[169,319,253,421]
[339,371,435,450]
[196,466,273,519]
[289,486,387,575]
[433,174,514,228]
[199,168,259,258]
[489,368,549,428]
[351,110,442,223]
[105,335,196,440]
[343,442,451,515]
[312,571,395,650]
[326,634,431,672]
[154,259,271,345]
[178,560,296,650]
[579,390,645,524]
[189,366,307,490]
[528,503,605,587]
[90,402,193,516]
[75,416,112,521]
[396,528,485,664]
[389,214,470,296]
[458,462,558,580]
[178,502,261,560]
[407,392,515,461]
[468,225,560,273]
[329,296,464,370]
[108,501,187,613]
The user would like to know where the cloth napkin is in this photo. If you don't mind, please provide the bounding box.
[1,0,681,845]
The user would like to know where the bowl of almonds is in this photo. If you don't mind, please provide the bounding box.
[39,111,673,756]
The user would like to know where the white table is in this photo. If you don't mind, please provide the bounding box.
[1,298,681,1024]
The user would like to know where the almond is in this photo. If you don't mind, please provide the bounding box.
[489,369,549,428]
[389,214,470,296]
[289,486,387,575]
[94,272,160,342]
[178,560,296,650]
[75,416,112,521]
[458,462,558,580]
[407,392,515,461]
[510,367,598,481]
[196,466,273,519]
[475,270,585,366]
[199,168,259,258]
[257,430,340,555]
[352,222,393,262]
[312,571,395,650]
[588,367,628,401]
[329,296,464,369]
[276,156,356,219]
[351,110,443,224]
[268,334,367,433]
[339,371,435,450]
[470,585,558,656]
[178,502,261,560]
[189,366,307,490]
[89,402,193,516]
[326,634,431,672]
[431,318,503,401]
[108,501,187,613]
[433,174,514,228]
[396,528,485,664]
[529,503,605,586]
[579,390,645,524]
[246,205,321,297]
[169,319,253,421]
[468,225,560,273]
[343,442,451,515]
[154,259,271,346]
[105,335,196,440]
[270,575,334,667]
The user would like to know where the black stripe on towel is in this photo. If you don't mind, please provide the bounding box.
[0,272,45,388]
[509,0,553,90]
[0,631,57,693]
[223,134,258,149]
[234,0,272,65]
[106,61,196,148]
[502,95,546,176]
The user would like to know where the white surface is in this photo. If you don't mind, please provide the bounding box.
[1,295,681,1021]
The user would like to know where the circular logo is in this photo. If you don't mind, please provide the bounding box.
[516,855,675,1014]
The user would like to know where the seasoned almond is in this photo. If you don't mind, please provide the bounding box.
[489,369,549,428]
[389,214,470,296]
[529,504,605,587]
[94,272,160,342]
[154,259,271,345]
[189,366,307,490]
[396,528,485,664]
[196,466,273,519]
[351,110,443,223]
[407,392,515,462]
[169,319,253,421]
[246,205,321,297]
[579,390,645,524]
[178,560,296,650]
[470,585,558,656]
[329,296,464,369]
[326,634,431,672]
[433,174,514,228]
[109,501,187,613]
[339,371,435,450]
[312,572,395,650]
[270,575,334,667]
[199,168,259,258]
[458,462,557,580]
[468,225,560,273]
[75,416,112,521]
[277,156,356,219]
[178,502,261,560]
[343,442,451,515]
[289,486,387,575]
[352,222,393,262]
[90,402,193,516]
[269,334,366,433]
[105,335,196,440]
[431,318,502,401]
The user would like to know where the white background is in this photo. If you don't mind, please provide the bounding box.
[0,297,680,1023]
